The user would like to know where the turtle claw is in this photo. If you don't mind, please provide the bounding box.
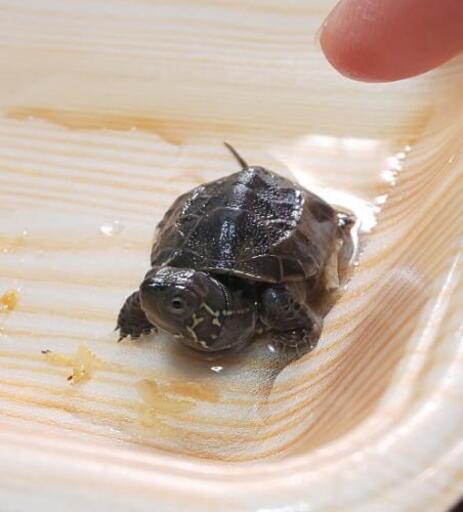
[116,325,156,342]
[336,211,356,232]
[114,325,125,342]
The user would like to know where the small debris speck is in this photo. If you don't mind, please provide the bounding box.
[0,290,19,313]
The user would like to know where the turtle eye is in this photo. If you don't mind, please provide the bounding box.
[165,289,198,317]
[169,296,186,314]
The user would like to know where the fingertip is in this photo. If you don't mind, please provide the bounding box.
[320,0,463,82]
[319,0,389,81]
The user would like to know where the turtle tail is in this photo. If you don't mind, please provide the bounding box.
[224,142,249,169]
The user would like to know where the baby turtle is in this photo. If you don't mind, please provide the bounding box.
[117,144,355,357]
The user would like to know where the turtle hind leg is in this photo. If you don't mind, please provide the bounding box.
[259,285,322,358]
[117,291,157,341]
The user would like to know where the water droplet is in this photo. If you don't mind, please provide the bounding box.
[380,169,398,186]
[99,220,123,237]
[374,194,388,206]
[210,365,223,374]
[386,156,403,172]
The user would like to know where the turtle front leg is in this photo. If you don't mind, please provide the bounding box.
[259,285,322,357]
[117,291,157,341]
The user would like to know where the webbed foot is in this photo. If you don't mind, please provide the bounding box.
[116,291,157,341]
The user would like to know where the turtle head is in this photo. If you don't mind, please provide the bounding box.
[139,266,250,352]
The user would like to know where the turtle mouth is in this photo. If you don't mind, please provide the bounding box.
[182,336,211,351]
[177,337,238,360]
[175,333,236,354]
[176,335,216,352]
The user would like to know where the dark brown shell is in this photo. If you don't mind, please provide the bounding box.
[150,167,338,283]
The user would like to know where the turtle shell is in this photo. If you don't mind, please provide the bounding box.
[150,167,338,283]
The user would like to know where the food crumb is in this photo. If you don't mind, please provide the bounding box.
[137,379,195,415]
[166,381,219,403]
[136,379,195,430]
[0,290,20,313]
[136,378,219,432]
[0,231,28,253]
[41,344,118,384]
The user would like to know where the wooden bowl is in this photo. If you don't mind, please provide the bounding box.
[0,1,462,510]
